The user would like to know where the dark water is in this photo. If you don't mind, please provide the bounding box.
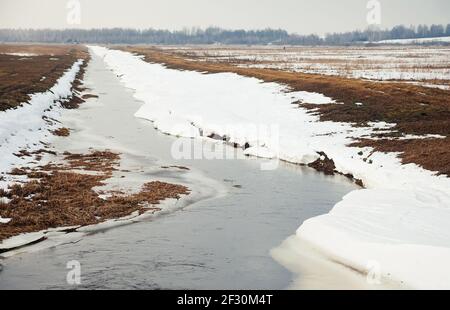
[0,53,357,290]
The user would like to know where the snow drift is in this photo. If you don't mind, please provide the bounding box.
[90,46,450,289]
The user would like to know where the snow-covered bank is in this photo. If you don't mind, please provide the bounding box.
[0,59,83,189]
[90,46,450,289]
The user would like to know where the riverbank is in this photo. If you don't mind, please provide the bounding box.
[0,45,89,112]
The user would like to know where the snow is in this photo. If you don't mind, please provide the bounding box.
[350,70,450,81]
[298,188,450,289]
[289,91,337,105]
[90,46,450,289]
[2,53,39,57]
[0,232,46,251]
[378,36,450,44]
[0,197,10,204]
[0,217,11,224]
[0,59,83,190]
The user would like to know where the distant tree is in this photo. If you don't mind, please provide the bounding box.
[0,24,448,45]
[417,24,430,38]
[390,25,416,39]
[430,24,445,37]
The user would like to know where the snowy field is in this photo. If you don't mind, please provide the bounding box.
[163,45,450,89]
[92,46,450,289]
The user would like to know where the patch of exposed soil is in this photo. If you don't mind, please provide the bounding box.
[52,127,70,137]
[308,152,336,176]
[307,152,364,187]
[0,150,190,242]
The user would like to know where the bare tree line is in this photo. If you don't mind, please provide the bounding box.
[0,24,449,45]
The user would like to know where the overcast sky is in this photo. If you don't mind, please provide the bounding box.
[0,0,449,35]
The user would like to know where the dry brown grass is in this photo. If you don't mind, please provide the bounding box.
[118,46,450,176]
[52,127,70,137]
[0,150,190,242]
[0,44,89,111]
[350,137,450,176]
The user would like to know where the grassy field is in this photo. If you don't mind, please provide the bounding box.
[162,45,450,89]
[0,44,89,111]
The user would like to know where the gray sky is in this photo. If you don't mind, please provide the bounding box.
[0,0,449,35]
